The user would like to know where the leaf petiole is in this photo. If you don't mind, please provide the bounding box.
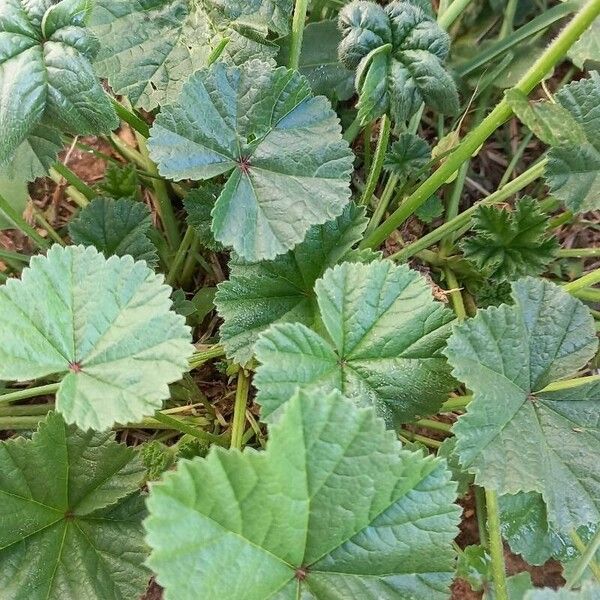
[230,368,251,450]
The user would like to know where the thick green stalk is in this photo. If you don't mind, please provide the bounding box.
[230,369,250,450]
[499,0,519,39]
[0,383,60,406]
[559,248,600,258]
[567,527,600,589]
[416,418,452,433]
[152,411,227,446]
[0,193,50,250]
[389,159,546,262]
[572,287,600,302]
[563,267,600,294]
[167,225,195,286]
[189,345,226,369]
[361,0,600,250]
[52,162,97,200]
[444,268,467,320]
[438,0,475,29]
[486,489,508,600]
[475,487,489,549]
[289,0,309,70]
[361,115,391,206]
[441,395,473,411]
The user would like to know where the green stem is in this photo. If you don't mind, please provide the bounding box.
[149,411,228,445]
[570,530,600,584]
[343,115,362,143]
[441,395,473,411]
[444,268,467,320]
[563,267,600,294]
[0,383,60,406]
[361,0,600,250]
[438,0,476,29]
[181,234,201,287]
[572,287,600,302]
[230,369,250,450]
[541,374,600,393]
[189,345,226,369]
[486,488,508,600]
[110,98,150,138]
[475,486,489,549]
[108,134,148,169]
[499,0,519,39]
[387,159,546,261]
[0,249,29,263]
[558,248,600,258]
[498,131,534,188]
[440,162,469,256]
[567,527,600,589]
[366,173,400,234]
[48,169,89,208]
[0,193,50,250]
[416,418,452,433]
[52,162,96,201]
[289,0,309,70]
[30,205,64,246]
[167,225,195,286]
[398,430,442,448]
[361,115,391,207]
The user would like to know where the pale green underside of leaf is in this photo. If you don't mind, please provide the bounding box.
[0,0,117,166]
[68,197,158,267]
[254,260,456,425]
[446,277,600,532]
[215,203,369,364]
[90,0,292,111]
[545,71,600,212]
[0,245,193,430]
[145,390,460,600]
[0,412,149,600]
[148,60,353,261]
[525,583,600,599]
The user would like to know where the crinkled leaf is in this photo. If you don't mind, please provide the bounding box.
[215,203,369,364]
[568,18,600,70]
[461,198,558,282]
[145,389,460,600]
[98,163,139,199]
[91,0,292,111]
[0,0,117,166]
[68,197,158,267]
[339,0,459,124]
[546,72,600,212]
[183,184,223,252]
[148,60,353,261]
[505,89,587,147]
[0,411,149,600]
[254,260,456,424]
[525,583,600,599]
[445,277,600,532]
[384,132,431,180]
[0,245,193,430]
[278,20,354,101]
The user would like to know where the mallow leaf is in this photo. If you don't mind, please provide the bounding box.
[68,197,159,267]
[254,260,456,424]
[215,203,370,365]
[0,0,117,167]
[546,71,600,212]
[383,132,431,181]
[445,277,600,532]
[91,0,292,111]
[148,60,354,261]
[0,411,149,600]
[145,389,461,600]
[461,197,558,282]
[0,245,193,431]
[338,0,459,124]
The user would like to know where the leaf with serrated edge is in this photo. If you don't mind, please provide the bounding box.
[145,389,460,600]
[215,203,370,364]
[90,0,292,111]
[0,245,193,430]
[546,71,600,212]
[148,60,353,261]
[254,260,456,424]
[0,411,149,600]
[69,197,158,267]
[445,277,600,532]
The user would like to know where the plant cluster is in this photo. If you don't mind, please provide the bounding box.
[0,0,600,599]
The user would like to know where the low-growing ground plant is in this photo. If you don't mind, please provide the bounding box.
[0,0,600,598]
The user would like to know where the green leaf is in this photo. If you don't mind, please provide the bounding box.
[0,245,193,430]
[0,0,117,166]
[383,132,431,180]
[68,197,159,267]
[339,0,459,123]
[415,195,444,223]
[546,72,600,212]
[456,545,490,592]
[91,0,292,111]
[278,20,355,101]
[505,89,587,147]
[145,389,460,600]
[438,437,472,498]
[0,411,149,600]
[254,260,456,424]
[0,175,28,231]
[183,184,223,252]
[488,572,533,600]
[445,277,600,532]
[98,163,139,199]
[148,60,354,261]
[524,582,600,599]
[568,18,600,70]
[215,203,369,365]
[461,198,559,282]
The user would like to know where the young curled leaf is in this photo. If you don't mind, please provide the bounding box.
[338,0,459,124]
